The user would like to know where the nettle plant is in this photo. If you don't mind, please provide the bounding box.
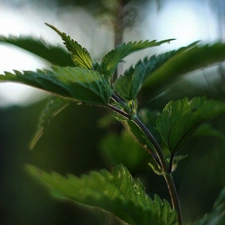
[1,22,225,225]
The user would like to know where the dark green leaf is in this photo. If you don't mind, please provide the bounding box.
[156,97,225,153]
[101,39,175,79]
[30,95,71,149]
[26,164,178,225]
[0,35,74,66]
[115,42,198,100]
[46,23,93,69]
[0,67,113,105]
[142,42,225,99]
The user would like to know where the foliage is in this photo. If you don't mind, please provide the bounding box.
[1,21,225,225]
[26,164,178,225]
[156,97,225,153]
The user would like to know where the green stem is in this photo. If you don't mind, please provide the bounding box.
[164,174,183,225]
[132,115,183,225]
[107,104,131,119]
[132,116,166,169]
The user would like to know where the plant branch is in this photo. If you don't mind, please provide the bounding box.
[164,174,183,225]
[132,115,166,169]
[107,104,131,119]
[110,93,183,224]
[111,93,125,104]
[132,115,183,225]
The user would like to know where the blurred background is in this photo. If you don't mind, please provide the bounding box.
[0,0,225,224]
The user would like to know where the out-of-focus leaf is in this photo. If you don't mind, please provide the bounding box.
[26,164,178,225]
[30,95,71,149]
[156,97,225,153]
[142,43,225,99]
[99,131,150,171]
[0,36,74,66]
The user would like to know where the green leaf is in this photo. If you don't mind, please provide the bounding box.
[142,42,225,99]
[0,67,113,105]
[114,58,148,100]
[46,23,93,69]
[26,164,178,225]
[115,42,198,100]
[156,97,225,153]
[101,39,175,79]
[0,35,74,66]
[30,95,71,149]
[191,187,225,225]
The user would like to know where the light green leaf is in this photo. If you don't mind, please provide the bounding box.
[142,43,225,99]
[115,42,198,100]
[30,95,71,149]
[0,35,74,66]
[46,23,93,69]
[26,164,178,225]
[156,97,225,153]
[101,39,175,79]
[0,67,113,105]
[191,187,225,225]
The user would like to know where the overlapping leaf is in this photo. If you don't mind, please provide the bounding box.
[114,42,198,100]
[0,35,73,66]
[46,23,93,69]
[0,66,113,105]
[30,95,71,149]
[191,188,225,225]
[142,43,225,99]
[156,97,225,153]
[26,164,178,225]
[101,38,175,79]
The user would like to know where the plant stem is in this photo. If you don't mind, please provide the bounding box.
[132,116,183,225]
[164,173,183,225]
[110,1,182,223]
[107,104,131,119]
[132,116,166,169]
